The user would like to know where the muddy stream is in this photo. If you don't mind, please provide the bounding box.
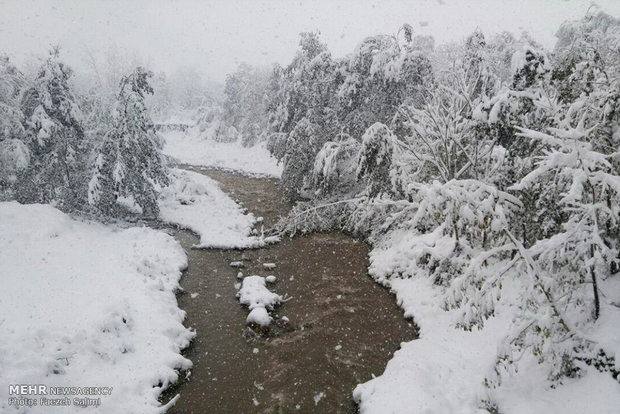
[160,167,416,413]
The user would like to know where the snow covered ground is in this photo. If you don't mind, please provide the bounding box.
[0,141,280,413]
[162,129,282,177]
[0,202,193,414]
[353,228,620,414]
[0,159,278,413]
[159,168,278,248]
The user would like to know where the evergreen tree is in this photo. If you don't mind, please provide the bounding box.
[88,67,169,217]
[266,32,339,199]
[15,49,87,210]
[0,54,29,192]
[0,54,25,141]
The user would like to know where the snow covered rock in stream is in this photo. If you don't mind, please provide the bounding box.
[247,307,272,327]
[237,276,282,327]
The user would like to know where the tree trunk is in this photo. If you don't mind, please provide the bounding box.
[590,244,600,320]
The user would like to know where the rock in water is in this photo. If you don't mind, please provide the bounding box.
[247,307,272,327]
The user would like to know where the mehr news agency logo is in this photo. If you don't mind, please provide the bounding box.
[7,384,113,409]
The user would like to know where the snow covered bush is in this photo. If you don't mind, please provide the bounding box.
[488,102,620,386]
[356,122,402,197]
[452,11,620,396]
[552,11,620,105]
[0,139,30,190]
[88,67,169,218]
[277,118,321,198]
[210,120,240,143]
[312,133,361,197]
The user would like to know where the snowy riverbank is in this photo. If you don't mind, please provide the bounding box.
[162,129,282,178]
[0,166,268,413]
[159,168,278,249]
[353,228,620,414]
[0,202,193,413]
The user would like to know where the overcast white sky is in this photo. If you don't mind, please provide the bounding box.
[1,0,619,82]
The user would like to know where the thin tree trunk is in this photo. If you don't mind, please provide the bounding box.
[590,244,600,320]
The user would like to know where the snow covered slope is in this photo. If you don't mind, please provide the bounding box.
[0,202,194,414]
[159,168,278,248]
[353,228,620,414]
[162,129,282,177]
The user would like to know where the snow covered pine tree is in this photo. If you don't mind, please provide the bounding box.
[15,49,87,210]
[0,54,28,194]
[88,66,169,217]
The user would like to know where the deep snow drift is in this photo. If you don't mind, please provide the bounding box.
[0,202,193,413]
[159,168,278,248]
[162,129,282,177]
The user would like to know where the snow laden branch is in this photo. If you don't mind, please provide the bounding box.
[483,82,620,386]
[510,104,620,321]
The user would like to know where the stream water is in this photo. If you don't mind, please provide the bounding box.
[161,167,416,413]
